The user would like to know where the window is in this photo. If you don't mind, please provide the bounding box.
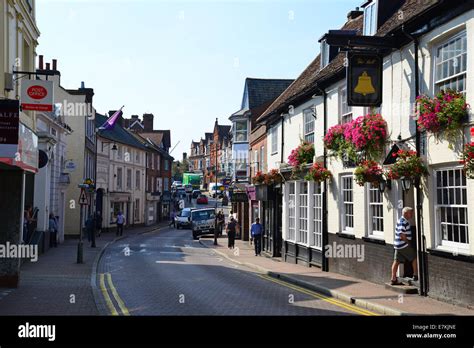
[339,86,352,123]
[435,168,469,252]
[117,146,122,160]
[311,182,323,249]
[157,155,160,170]
[126,169,132,190]
[298,182,308,244]
[136,151,140,163]
[288,182,296,241]
[321,40,330,68]
[363,1,377,36]
[341,175,354,233]
[164,177,169,191]
[117,168,123,190]
[303,108,315,144]
[147,176,151,192]
[134,199,140,221]
[271,127,278,154]
[260,146,265,172]
[136,170,140,190]
[235,120,248,142]
[254,150,259,173]
[164,160,169,171]
[434,31,467,94]
[368,183,384,237]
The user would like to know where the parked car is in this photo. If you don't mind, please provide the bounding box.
[192,189,201,199]
[172,181,182,189]
[196,194,208,205]
[175,208,192,229]
[184,184,193,194]
[176,188,186,200]
[190,208,216,240]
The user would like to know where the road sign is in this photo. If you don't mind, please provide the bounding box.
[79,188,89,206]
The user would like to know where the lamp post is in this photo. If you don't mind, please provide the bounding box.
[210,140,219,245]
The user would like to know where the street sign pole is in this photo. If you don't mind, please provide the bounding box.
[77,186,89,264]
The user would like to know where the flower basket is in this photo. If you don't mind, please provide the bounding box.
[386,149,428,180]
[288,141,315,167]
[252,171,265,185]
[304,163,332,183]
[416,90,469,146]
[343,113,388,161]
[354,160,384,187]
[264,169,282,185]
[324,124,356,161]
[460,142,474,179]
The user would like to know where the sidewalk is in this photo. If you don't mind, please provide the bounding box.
[199,237,474,316]
[0,223,167,315]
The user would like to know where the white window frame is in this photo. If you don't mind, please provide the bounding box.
[310,182,323,250]
[287,182,296,242]
[340,175,354,234]
[126,168,132,190]
[271,126,278,154]
[367,183,384,239]
[297,182,308,244]
[116,167,123,190]
[339,86,353,124]
[433,30,467,94]
[303,108,315,144]
[434,167,469,254]
[363,1,377,36]
[260,146,265,172]
[320,40,330,68]
[234,120,248,143]
[136,170,140,190]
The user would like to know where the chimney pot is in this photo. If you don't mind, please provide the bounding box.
[39,55,44,70]
[81,81,85,89]
[45,63,51,70]
[52,59,57,71]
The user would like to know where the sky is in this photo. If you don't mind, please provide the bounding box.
[37,0,362,158]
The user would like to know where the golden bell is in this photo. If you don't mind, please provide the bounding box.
[354,71,375,96]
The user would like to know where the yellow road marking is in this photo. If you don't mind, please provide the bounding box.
[106,273,130,316]
[99,273,118,316]
[258,274,378,316]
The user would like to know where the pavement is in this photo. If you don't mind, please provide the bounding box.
[0,222,168,316]
[198,236,474,316]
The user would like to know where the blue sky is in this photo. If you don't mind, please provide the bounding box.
[37,0,361,157]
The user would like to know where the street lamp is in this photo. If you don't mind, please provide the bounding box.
[378,179,391,193]
[401,176,412,191]
[210,140,219,245]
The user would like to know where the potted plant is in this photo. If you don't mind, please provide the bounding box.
[386,149,429,181]
[252,171,266,185]
[288,141,315,167]
[264,169,282,185]
[304,162,332,183]
[354,160,384,187]
[343,113,388,161]
[324,123,356,161]
[416,89,469,147]
[460,142,474,179]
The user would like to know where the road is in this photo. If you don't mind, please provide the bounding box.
[95,195,362,316]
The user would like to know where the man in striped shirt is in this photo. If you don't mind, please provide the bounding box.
[391,207,418,285]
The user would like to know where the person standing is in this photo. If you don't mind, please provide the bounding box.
[391,207,418,285]
[48,213,58,248]
[217,211,225,236]
[251,218,263,256]
[116,211,125,237]
[169,210,176,228]
[226,216,238,249]
[85,215,95,245]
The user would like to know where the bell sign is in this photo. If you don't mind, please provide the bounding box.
[347,52,382,107]
[21,80,54,112]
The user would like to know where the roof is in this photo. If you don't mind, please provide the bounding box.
[95,114,148,151]
[242,78,294,110]
[140,130,171,149]
[217,125,231,139]
[130,132,174,160]
[258,13,363,123]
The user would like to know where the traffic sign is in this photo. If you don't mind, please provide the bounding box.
[79,188,89,206]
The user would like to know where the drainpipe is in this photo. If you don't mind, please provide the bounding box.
[315,85,328,272]
[402,26,427,296]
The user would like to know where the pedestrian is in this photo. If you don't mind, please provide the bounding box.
[48,213,58,248]
[85,214,95,244]
[169,210,176,228]
[116,211,125,237]
[226,216,238,249]
[251,218,263,256]
[217,211,225,236]
[391,207,418,285]
[95,211,103,237]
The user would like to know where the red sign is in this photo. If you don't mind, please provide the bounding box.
[471,127,474,138]
[27,85,48,100]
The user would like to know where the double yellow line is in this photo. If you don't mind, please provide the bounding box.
[99,273,130,316]
[258,274,378,316]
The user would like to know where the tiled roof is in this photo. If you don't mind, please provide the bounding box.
[217,125,231,139]
[96,113,148,150]
[130,132,174,160]
[243,78,294,110]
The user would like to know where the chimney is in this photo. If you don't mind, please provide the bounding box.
[81,81,85,89]
[131,115,139,120]
[45,63,51,70]
[143,113,154,131]
[39,55,44,70]
[347,7,363,20]
[52,59,57,71]
[183,152,187,160]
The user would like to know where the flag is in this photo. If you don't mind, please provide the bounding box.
[98,106,124,130]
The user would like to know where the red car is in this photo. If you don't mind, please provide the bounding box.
[196,194,208,205]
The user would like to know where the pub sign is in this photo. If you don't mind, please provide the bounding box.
[347,51,382,107]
